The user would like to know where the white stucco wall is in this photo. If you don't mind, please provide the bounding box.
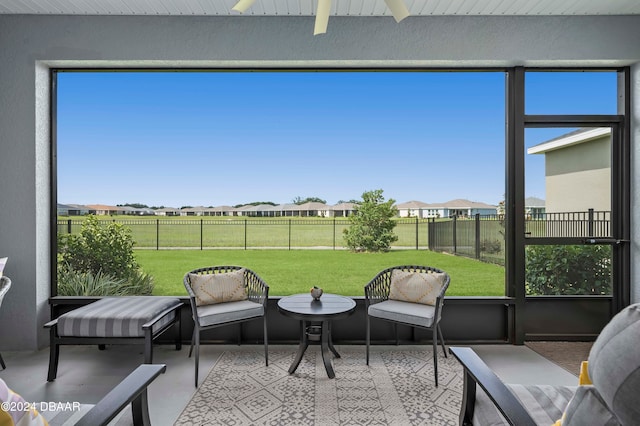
[0,14,639,349]
[544,136,611,213]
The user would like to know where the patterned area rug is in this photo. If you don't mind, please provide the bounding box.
[174,345,462,425]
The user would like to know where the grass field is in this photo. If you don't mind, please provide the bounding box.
[134,249,505,297]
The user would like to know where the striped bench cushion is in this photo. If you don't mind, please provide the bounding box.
[58,296,181,338]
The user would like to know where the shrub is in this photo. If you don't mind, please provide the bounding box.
[57,269,125,296]
[58,215,154,295]
[58,215,139,280]
[480,239,502,254]
[343,189,398,252]
[57,269,154,296]
[525,245,611,295]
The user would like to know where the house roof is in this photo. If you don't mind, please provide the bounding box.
[241,204,275,212]
[210,205,236,212]
[527,127,610,155]
[85,204,122,211]
[525,197,546,207]
[294,202,330,211]
[396,200,431,209]
[181,206,208,212]
[431,199,496,209]
[332,202,357,210]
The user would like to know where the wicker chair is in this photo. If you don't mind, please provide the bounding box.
[364,265,450,386]
[0,276,11,370]
[183,266,269,387]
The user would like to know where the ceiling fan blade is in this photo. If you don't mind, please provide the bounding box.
[384,0,410,23]
[232,0,256,13]
[314,0,331,35]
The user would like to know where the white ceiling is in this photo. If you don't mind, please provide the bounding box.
[0,0,638,17]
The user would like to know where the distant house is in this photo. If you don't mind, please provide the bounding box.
[396,200,431,218]
[527,127,610,213]
[208,206,236,216]
[429,199,497,218]
[119,206,155,216]
[330,202,356,217]
[154,207,181,216]
[181,206,207,216]
[276,204,299,217]
[240,204,276,217]
[85,204,124,215]
[524,197,546,219]
[57,203,89,216]
[295,202,331,217]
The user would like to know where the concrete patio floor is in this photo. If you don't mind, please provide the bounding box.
[0,343,577,425]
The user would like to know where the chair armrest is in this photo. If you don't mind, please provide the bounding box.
[364,273,390,306]
[75,364,166,426]
[449,347,536,426]
[245,271,269,305]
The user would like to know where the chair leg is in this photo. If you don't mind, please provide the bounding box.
[432,326,439,387]
[0,351,5,370]
[188,329,195,358]
[47,327,60,382]
[365,315,370,365]
[438,323,448,358]
[263,315,269,366]
[194,329,200,388]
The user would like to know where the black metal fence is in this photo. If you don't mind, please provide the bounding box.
[56,218,431,250]
[57,210,611,262]
[428,210,612,266]
[525,210,611,238]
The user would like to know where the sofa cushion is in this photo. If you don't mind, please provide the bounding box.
[587,302,640,425]
[471,384,576,426]
[388,269,445,306]
[561,385,618,426]
[0,378,48,426]
[189,269,248,307]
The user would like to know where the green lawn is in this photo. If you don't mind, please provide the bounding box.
[135,249,505,297]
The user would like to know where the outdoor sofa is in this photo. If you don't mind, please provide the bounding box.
[1,363,166,426]
[450,302,640,425]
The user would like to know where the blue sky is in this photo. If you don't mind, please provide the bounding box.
[57,70,617,208]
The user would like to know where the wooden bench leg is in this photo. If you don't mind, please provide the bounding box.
[144,329,153,364]
[47,327,60,382]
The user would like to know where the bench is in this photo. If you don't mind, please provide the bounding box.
[45,296,182,382]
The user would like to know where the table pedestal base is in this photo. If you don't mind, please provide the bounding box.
[288,320,340,378]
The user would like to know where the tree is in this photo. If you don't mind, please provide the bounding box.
[293,196,327,205]
[343,189,398,252]
[118,203,149,209]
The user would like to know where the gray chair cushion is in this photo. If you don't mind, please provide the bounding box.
[197,300,264,327]
[472,384,577,426]
[587,302,640,426]
[58,296,181,338]
[368,299,436,328]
